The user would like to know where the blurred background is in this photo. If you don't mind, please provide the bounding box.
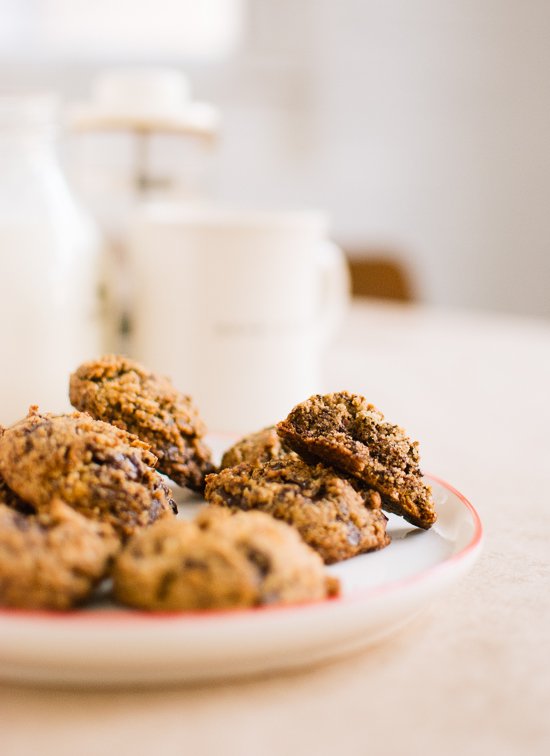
[2,0,550,318]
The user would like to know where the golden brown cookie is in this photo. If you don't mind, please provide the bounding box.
[0,407,176,539]
[204,457,390,564]
[277,392,436,529]
[220,426,294,470]
[113,507,339,611]
[0,499,118,610]
[69,355,215,491]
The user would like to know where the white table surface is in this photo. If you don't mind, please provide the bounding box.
[2,300,549,756]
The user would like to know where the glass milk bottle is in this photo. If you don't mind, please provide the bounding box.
[0,94,101,426]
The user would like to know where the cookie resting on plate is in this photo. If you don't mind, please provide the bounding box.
[0,498,118,610]
[276,391,436,530]
[204,457,390,564]
[220,426,295,470]
[0,407,176,539]
[113,507,339,611]
[70,355,215,491]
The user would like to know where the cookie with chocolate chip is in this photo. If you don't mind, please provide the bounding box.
[113,507,338,611]
[70,355,215,491]
[0,407,176,539]
[0,498,118,610]
[277,391,436,529]
[205,457,390,564]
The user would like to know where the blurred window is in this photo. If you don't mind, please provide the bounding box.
[0,0,244,60]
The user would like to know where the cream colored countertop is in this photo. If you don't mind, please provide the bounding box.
[2,301,549,756]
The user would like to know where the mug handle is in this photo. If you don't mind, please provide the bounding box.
[317,240,351,345]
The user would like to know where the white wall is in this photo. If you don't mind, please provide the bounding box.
[209,0,550,317]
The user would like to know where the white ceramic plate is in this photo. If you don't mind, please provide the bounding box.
[0,435,482,687]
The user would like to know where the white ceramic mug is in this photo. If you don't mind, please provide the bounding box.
[128,205,349,432]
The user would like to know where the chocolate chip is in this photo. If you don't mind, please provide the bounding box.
[245,547,271,578]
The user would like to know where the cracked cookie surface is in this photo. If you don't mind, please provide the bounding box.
[113,507,338,611]
[0,407,176,539]
[205,457,390,564]
[70,355,215,491]
[220,426,294,470]
[277,392,436,529]
[0,498,118,610]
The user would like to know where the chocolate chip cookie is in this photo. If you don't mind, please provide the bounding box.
[70,355,215,491]
[220,426,294,470]
[0,498,118,610]
[277,392,436,529]
[0,407,176,539]
[113,507,338,611]
[204,457,390,564]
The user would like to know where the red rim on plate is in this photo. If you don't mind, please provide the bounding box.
[0,475,482,624]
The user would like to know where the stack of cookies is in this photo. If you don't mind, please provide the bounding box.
[0,355,436,613]
[206,392,436,565]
